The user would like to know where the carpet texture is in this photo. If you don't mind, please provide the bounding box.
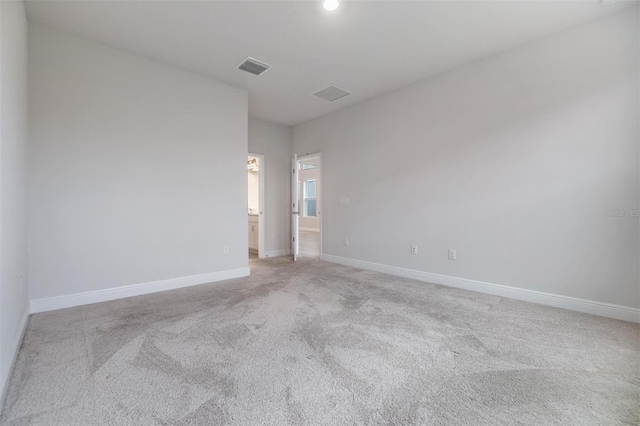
[1,257,638,425]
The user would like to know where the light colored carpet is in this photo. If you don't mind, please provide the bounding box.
[1,257,638,425]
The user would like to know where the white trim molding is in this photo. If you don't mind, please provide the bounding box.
[1,308,29,406]
[322,254,640,324]
[30,267,250,313]
[264,249,290,258]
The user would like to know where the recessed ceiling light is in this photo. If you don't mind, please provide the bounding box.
[323,0,339,11]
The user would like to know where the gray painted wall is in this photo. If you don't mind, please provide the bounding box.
[28,23,249,300]
[248,118,292,256]
[292,8,639,308]
[0,0,30,401]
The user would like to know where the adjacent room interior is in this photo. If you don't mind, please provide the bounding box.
[297,155,321,259]
[247,154,263,260]
[1,0,638,424]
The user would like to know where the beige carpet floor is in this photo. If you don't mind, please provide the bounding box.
[1,257,638,425]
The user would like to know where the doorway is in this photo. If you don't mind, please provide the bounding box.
[292,153,322,260]
[248,153,265,259]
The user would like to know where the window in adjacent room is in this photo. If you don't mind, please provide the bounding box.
[304,179,317,217]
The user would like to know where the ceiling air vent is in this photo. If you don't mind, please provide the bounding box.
[312,84,351,102]
[237,57,271,76]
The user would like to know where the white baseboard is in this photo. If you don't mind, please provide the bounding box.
[1,307,29,407]
[299,227,320,232]
[264,249,290,258]
[322,254,640,324]
[30,267,250,314]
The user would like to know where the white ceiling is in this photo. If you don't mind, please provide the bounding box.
[25,0,637,126]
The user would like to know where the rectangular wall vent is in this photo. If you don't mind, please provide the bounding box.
[237,57,271,76]
[312,85,351,102]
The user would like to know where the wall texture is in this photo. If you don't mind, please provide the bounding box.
[28,23,249,301]
[0,0,30,402]
[248,118,292,256]
[292,8,639,308]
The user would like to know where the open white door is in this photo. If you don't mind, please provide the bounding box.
[291,154,299,261]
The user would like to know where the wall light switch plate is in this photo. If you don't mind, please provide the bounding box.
[340,197,349,205]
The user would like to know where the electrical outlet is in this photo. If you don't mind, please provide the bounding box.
[343,238,349,246]
[448,249,456,260]
[411,245,418,255]
[223,246,230,255]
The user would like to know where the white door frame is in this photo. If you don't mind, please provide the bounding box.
[291,154,299,261]
[248,152,265,259]
[296,152,322,260]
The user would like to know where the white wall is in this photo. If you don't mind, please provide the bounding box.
[248,118,292,256]
[298,158,320,230]
[0,0,30,402]
[293,8,639,308]
[28,23,249,301]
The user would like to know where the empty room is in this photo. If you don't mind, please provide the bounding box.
[1,0,638,425]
